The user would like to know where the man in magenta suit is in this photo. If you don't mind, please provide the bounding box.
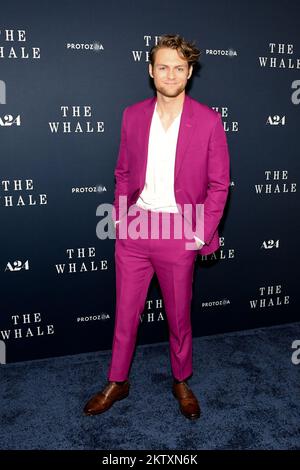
[84,34,230,420]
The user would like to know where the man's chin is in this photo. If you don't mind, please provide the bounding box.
[157,86,185,98]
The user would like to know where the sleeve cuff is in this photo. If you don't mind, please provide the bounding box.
[194,235,205,245]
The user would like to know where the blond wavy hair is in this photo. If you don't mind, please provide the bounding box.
[150,34,201,68]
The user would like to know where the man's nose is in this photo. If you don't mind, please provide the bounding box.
[167,69,175,79]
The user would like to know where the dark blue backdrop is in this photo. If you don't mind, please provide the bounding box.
[1,0,299,363]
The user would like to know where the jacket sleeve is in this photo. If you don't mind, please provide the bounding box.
[112,107,129,222]
[198,112,230,245]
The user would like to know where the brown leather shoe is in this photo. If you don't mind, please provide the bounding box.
[172,381,201,420]
[83,381,130,416]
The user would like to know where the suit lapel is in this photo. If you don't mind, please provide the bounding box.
[139,96,156,188]
[174,94,196,181]
[138,94,196,189]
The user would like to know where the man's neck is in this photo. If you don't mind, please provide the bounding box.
[156,91,185,119]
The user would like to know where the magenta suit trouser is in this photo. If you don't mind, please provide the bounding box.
[107,205,198,382]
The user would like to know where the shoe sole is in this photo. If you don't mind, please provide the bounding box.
[181,410,200,420]
[84,391,129,416]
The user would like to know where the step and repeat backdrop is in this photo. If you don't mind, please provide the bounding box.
[1,0,299,363]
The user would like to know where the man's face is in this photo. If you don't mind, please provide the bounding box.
[149,47,192,98]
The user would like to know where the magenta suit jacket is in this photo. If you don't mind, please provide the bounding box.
[112,94,230,255]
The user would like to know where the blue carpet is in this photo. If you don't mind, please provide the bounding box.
[0,322,299,450]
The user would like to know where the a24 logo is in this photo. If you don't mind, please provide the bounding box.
[261,240,279,249]
[5,260,29,272]
[0,114,21,126]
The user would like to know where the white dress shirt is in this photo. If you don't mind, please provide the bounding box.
[136,102,181,213]
[116,103,205,247]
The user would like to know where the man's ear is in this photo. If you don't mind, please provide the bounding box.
[187,65,193,79]
[149,63,154,78]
